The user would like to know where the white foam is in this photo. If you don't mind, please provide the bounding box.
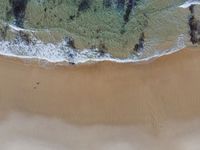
[8,24,36,33]
[179,0,200,8]
[0,34,186,65]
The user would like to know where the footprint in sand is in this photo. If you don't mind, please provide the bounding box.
[33,81,40,90]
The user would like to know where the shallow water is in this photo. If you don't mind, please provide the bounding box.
[0,0,199,64]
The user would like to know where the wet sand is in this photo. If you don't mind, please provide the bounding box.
[0,47,200,127]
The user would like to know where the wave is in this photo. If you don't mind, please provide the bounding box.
[0,33,186,64]
[0,0,198,65]
[179,0,200,8]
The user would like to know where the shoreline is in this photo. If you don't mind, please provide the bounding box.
[0,39,186,65]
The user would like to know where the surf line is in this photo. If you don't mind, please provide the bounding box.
[179,0,200,8]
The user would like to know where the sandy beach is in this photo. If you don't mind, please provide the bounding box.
[1,0,200,149]
[0,47,199,126]
[0,47,200,149]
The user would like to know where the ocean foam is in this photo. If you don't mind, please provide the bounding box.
[179,0,200,8]
[0,0,197,65]
[8,24,36,33]
[0,33,186,65]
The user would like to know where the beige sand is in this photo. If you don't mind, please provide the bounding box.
[0,47,200,127]
[0,112,200,150]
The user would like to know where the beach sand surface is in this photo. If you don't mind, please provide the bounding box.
[0,47,200,127]
[0,48,200,149]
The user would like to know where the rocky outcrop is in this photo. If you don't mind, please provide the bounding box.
[9,0,28,28]
[123,0,134,23]
[133,32,145,52]
[64,36,76,49]
[188,5,200,44]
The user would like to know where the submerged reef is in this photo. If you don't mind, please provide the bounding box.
[0,0,198,58]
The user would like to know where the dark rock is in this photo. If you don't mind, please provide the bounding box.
[189,16,198,31]
[189,20,200,44]
[67,52,76,65]
[44,7,47,12]
[69,15,76,20]
[9,0,28,28]
[103,0,112,8]
[16,31,32,44]
[123,0,134,23]
[78,0,91,12]
[117,0,125,11]
[64,37,76,49]
[190,30,198,44]
[138,32,145,50]
[133,43,140,52]
[188,5,200,44]
[189,4,195,14]
[69,62,75,65]
[133,32,145,52]
[98,41,108,56]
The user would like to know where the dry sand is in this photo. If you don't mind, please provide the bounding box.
[0,47,200,149]
[0,47,200,126]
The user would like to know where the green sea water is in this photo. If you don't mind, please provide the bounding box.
[0,0,199,59]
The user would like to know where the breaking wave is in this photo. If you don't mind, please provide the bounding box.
[179,0,200,8]
[0,33,186,64]
[0,0,199,65]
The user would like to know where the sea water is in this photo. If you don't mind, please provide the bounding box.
[0,0,199,64]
